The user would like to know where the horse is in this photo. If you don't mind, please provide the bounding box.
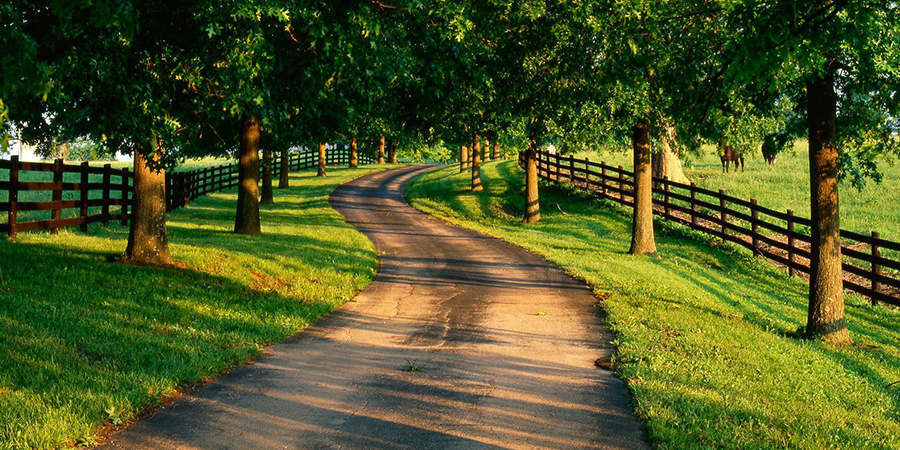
[761,132,789,165]
[719,145,744,173]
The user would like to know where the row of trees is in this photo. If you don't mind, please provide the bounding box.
[1,1,414,264]
[3,1,899,343]
[456,0,900,345]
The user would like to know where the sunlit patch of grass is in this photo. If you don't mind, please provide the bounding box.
[0,165,390,450]
[407,161,900,450]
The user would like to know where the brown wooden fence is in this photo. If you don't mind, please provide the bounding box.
[519,150,900,307]
[1,147,374,239]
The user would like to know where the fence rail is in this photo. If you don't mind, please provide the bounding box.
[1,148,374,239]
[519,150,900,307]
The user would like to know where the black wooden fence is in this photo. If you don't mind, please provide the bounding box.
[520,150,900,307]
[1,147,374,239]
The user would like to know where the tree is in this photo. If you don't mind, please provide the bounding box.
[234,115,262,234]
[279,148,290,188]
[349,136,359,168]
[681,0,900,343]
[652,121,690,185]
[260,146,275,205]
[2,0,211,265]
[388,139,397,163]
[377,135,386,164]
[127,141,174,266]
[317,142,327,177]
[459,144,468,172]
[523,136,540,223]
[629,120,657,256]
[471,132,483,191]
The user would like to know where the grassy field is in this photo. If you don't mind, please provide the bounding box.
[406,161,900,450]
[576,142,900,241]
[0,165,389,450]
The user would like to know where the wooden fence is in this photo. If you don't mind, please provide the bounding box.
[1,147,374,239]
[519,150,900,307]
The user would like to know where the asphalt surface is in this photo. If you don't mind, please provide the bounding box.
[98,165,649,450]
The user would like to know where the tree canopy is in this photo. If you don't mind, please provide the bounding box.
[3,0,898,342]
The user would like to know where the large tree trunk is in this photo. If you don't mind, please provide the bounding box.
[234,114,261,235]
[317,142,327,177]
[377,135,386,164]
[806,62,849,344]
[492,140,500,160]
[388,139,397,163]
[278,148,290,189]
[349,136,359,168]
[483,139,490,162]
[652,122,690,185]
[260,147,275,205]
[472,132,483,191]
[126,143,174,266]
[629,119,658,256]
[524,136,540,223]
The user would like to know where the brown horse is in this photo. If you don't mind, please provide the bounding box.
[720,145,744,173]
[761,132,789,165]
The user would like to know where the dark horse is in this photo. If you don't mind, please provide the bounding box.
[761,132,790,165]
[720,145,744,173]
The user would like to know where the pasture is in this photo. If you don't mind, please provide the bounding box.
[0,166,384,449]
[406,160,900,450]
[579,142,900,241]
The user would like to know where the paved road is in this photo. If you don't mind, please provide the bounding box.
[99,165,649,450]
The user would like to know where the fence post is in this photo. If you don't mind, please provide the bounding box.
[787,209,796,277]
[719,189,727,237]
[663,178,670,217]
[121,167,130,226]
[8,156,19,240]
[51,158,63,235]
[690,182,698,227]
[182,173,191,207]
[618,165,625,202]
[750,198,759,255]
[871,231,881,305]
[80,161,90,232]
[600,163,607,197]
[585,158,591,189]
[101,164,112,227]
[569,156,575,184]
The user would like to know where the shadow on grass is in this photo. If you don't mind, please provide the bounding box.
[0,168,379,449]
[407,161,900,449]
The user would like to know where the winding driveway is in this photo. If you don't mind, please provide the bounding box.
[99,165,649,450]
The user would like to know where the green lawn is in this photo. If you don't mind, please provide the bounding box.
[0,165,389,450]
[577,142,900,241]
[406,161,900,450]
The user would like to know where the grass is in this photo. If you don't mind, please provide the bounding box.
[0,165,390,450]
[406,160,900,450]
[576,142,900,241]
